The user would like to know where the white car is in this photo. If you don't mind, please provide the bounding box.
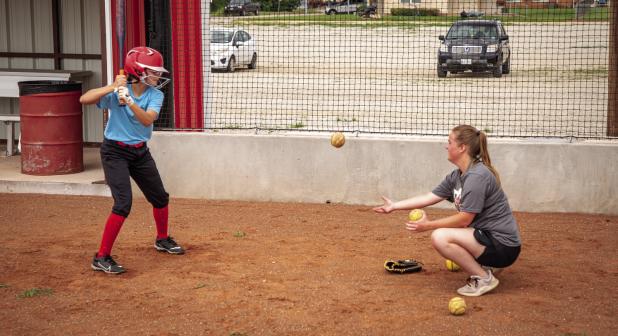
[325,0,363,15]
[210,28,257,72]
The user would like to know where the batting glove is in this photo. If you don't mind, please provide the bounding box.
[116,86,134,106]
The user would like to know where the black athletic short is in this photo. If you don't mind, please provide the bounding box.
[474,229,521,268]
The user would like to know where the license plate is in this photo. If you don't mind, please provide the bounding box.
[461,59,471,65]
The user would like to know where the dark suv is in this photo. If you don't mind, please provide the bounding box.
[224,0,260,16]
[437,19,510,78]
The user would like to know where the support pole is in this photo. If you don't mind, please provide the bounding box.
[609,1,617,136]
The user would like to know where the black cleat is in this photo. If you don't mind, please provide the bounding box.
[91,254,126,274]
[154,236,185,255]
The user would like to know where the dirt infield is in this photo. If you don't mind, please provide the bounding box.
[0,193,616,335]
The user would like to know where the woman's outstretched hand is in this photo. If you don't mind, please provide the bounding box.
[373,196,395,214]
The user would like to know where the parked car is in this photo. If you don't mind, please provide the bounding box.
[224,0,260,16]
[210,28,257,72]
[325,0,363,15]
[437,19,511,78]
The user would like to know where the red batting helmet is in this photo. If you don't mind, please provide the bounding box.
[124,46,168,77]
[124,47,170,89]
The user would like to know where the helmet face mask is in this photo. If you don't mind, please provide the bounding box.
[124,47,171,89]
[139,69,171,90]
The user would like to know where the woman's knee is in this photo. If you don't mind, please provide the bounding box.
[431,228,472,249]
[431,228,449,249]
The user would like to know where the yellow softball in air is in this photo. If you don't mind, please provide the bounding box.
[445,259,460,272]
[448,297,466,316]
[408,209,425,222]
[330,132,345,148]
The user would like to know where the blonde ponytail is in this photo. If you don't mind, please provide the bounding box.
[452,125,501,185]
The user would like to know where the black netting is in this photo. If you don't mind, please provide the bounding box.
[155,1,615,139]
[145,0,174,129]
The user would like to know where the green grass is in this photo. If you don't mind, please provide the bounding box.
[229,7,608,28]
[233,231,246,238]
[18,288,53,298]
[290,122,305,128]
[249,13,356,22]
[235,14,444,29]
[572,68,608,76]
[584,7,610,20]
[0,284,9,288]
[492,7,608,22]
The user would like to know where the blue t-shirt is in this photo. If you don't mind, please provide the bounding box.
[432,162,521,247]
[96,85,163,144]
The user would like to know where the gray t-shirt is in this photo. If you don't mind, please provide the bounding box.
[432,162,521,247]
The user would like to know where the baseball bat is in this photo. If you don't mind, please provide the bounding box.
[116,0,126,73]
[116,0,126,105]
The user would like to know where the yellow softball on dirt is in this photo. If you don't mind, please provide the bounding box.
[408,209,425,222]
[330,132,345,148]
[448,297,466,316]
[445,259,461,272]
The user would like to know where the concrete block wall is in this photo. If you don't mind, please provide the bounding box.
[149,132,618,215]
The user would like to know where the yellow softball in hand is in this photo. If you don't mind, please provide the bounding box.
[408,209,425,222]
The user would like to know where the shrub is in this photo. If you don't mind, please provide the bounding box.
[211,0,228,14]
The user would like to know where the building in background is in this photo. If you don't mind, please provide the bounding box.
[0,0,205,144]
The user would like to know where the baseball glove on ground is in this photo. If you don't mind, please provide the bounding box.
[384,259,423,274]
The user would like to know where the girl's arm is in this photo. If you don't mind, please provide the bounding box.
[79,75,126,105]
[79,84,115,105]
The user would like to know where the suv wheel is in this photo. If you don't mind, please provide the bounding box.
[502,58,510,74]
[227,56,236,73]
[327,9,336,15]
[492,64,502,78]
[437,67,447,78]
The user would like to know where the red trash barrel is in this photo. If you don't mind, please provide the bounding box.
[18,81,84,175]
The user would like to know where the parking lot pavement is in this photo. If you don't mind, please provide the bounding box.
[206,23,609,137]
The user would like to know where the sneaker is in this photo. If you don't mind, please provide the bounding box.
[457,270,499,297]
[91,254,126,274]
[154,236,185,255]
